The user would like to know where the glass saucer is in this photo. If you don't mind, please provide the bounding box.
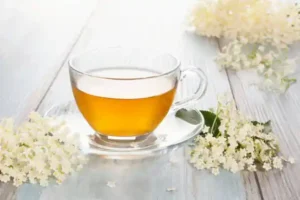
[45,102,204,159]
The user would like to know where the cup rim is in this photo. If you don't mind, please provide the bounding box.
[68,47,181,80]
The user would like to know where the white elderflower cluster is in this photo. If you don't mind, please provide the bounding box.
[189,0,300,92]
[189,97,294,175]
[0,112,87,187]
[189,0,300,47]
[216,39,297,93]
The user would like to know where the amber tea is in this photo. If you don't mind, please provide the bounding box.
[72,69,177,137]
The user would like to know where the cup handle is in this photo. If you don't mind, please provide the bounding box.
[171,66,207,112]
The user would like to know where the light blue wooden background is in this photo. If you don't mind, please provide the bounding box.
[0,0,299,199]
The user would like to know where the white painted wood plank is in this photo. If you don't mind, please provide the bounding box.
[0,0,97,121]
[0,0,97,199]
[225,41,300,200]
[16,0,260,199]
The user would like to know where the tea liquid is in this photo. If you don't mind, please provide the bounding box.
[72,69,176,137]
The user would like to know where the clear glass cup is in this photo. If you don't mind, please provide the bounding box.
[69,47,207,142]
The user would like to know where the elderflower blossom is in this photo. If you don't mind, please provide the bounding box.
[216,39,297,93]
[189,0,300,48]
[0,112,87,186]
[189,96,294,174]
[189,0,300,92]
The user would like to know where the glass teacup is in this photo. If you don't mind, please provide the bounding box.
[69,48,206,141]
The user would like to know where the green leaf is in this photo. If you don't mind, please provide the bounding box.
[251,120,272,133]
[200,110,221,137]
[176,109,221,136]
[175,108,202,125]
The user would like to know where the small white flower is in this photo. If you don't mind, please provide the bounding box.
[248,165,257,172]
[211,168,220,175]
[263,163,272,171]
[219,123,226,133]
[203,125,210,133]
[205,134,215,143]
[288,157,295,164]
[194,159,205,170]
[228,136,238,148]
[107,181,116,188]
[0,175,10,183]
[218,156,226,164]
[39,178,49,187]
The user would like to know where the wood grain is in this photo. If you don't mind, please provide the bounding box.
[16,0,261,199]
[222,40,300,200]
[0,0,97,199]
[6,0,298,199]
[0,0,97,121]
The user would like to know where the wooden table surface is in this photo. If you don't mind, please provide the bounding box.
[1,0,300,199]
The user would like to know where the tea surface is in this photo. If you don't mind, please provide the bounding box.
[72,68,176,137]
